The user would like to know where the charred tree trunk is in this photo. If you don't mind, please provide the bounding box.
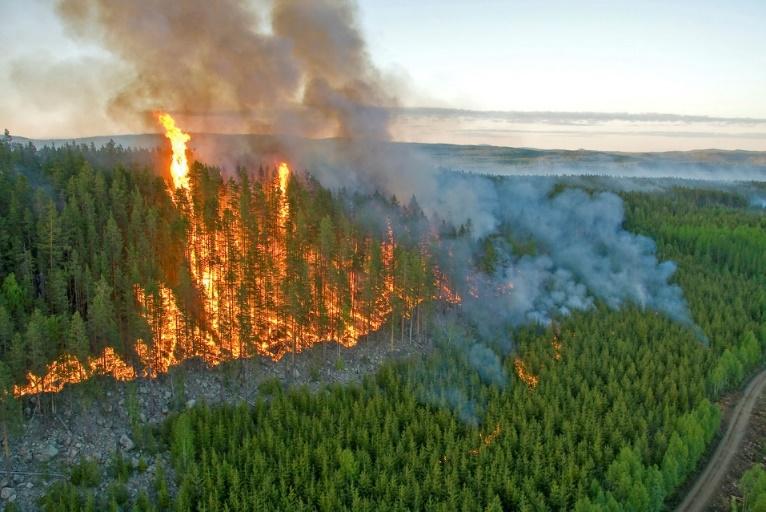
[390,316,394,351]
[409,312,414,345]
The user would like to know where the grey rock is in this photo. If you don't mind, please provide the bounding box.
[37,444,59,462]
[119,433,135,451]
[1,487,15,501]
[186,399,196,409]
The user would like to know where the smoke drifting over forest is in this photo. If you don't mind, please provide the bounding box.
[47,0,696,421]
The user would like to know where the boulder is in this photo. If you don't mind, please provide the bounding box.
[36,444,59,462]
[119,433,135,451]
[1,487,15,501]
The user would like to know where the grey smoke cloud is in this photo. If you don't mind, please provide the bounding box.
[432,175,692,327]
[50,0,394,139]
[499,181,689,323]
[343,167,696,423]
[468,343,508,389]
[409,317,508,426]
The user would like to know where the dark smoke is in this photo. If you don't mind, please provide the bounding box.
[53,0,395,140]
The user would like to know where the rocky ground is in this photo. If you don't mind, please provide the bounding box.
[1,333,430,510]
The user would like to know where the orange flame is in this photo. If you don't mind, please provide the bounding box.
[468,423,502,455]
[433,267,462,304]
[552,338,562,361]
[278,162,290,194]
[277,162,290,228]
[158,112,191,190]
[13,119,461,396]
[13,347,135,396]
[514,357,539,388]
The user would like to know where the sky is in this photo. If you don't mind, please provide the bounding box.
[1,0,765,151]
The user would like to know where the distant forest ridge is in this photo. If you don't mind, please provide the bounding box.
[9,133,766,181]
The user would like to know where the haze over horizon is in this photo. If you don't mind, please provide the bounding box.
[2,0,765,152]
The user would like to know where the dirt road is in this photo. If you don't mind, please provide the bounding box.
[676,368,766,512]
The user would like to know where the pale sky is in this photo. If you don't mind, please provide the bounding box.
[360,0,766,117]
[2,0,765,151]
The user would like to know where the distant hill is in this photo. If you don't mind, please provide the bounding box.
[12,132,766,181]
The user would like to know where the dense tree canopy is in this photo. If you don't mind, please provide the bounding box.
[1,139,764,511]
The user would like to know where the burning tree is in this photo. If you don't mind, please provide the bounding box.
[11,114,459,396]
[136,113,436,369]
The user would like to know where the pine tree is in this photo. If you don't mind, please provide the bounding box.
[0,305,12,358]
[67,312,90,378]
[0,360,20,477]
[89,277,119,361]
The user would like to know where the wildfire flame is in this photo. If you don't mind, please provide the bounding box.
[12,116,464,398]
[158,112,191,190]
[433,267,462,305]
[468,423,503,455]
[514,357,539,388]
[278,162,290,194]
[552,338,562,361]
[13,347,135,396]
[277,161,290,228]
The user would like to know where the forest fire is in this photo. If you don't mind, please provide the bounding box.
[157,112,191,190]
[552,339,562,361]
[468,423,502,455]
[12,114,463,396]
[13,348,135,396]
[433,268,462,305]
[514,358,539,388]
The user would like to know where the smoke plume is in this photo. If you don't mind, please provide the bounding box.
[53,0,394,139]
